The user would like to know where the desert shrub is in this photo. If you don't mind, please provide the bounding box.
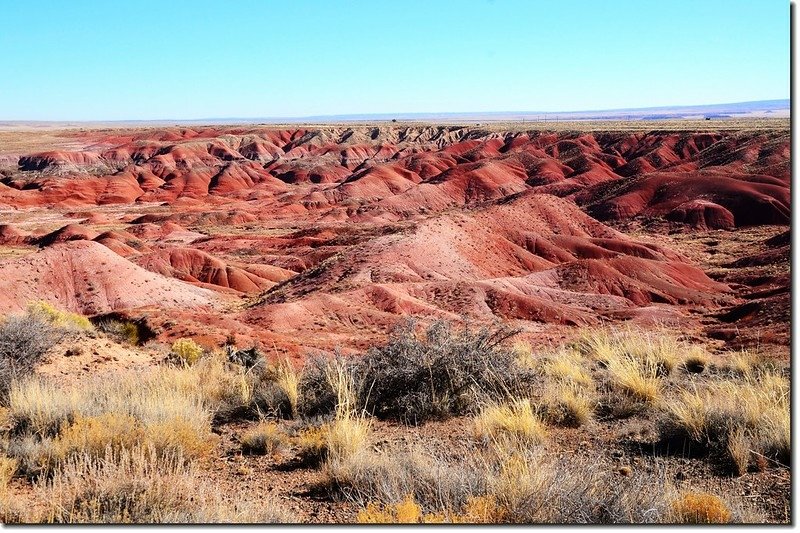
[358,320,529,423]
[658,368,789,473]
[240,422,287,455]
[225,345,262,370]
[169,338,204,366]
[670,492,732,524]
[298,353,362,419]
[27,301,93,332]
[0,311,60,400]
[473,398,546,447]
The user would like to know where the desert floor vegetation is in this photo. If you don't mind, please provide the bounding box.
[0,315,789,523]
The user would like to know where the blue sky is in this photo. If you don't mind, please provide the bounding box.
[0,0,789,120]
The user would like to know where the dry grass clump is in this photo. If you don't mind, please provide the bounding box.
[683,346,709,374]
[575,328,694,413]
[326,445,487,516]
[5,367,217,477]
[541,350,594,388]
[265,358,301,419]
[539,381,595,427]
[299,414,371,466]
[669,491,732,524]
[606,352,663,403]
[580,327,682,375]
[169,338,204,366]
[0,455,17,489]
[719,349,779,378]
[27,301,93,332]
[473,399,546,447]
[240,421,287,456]
[54,413,144,460]
[357,494,445,523]
[37,446,294,524]
[339,442,761,524]
[659,368,789,474]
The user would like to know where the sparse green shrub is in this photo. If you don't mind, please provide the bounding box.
[97,319,141,345]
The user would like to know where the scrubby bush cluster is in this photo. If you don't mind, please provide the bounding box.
[0,314,787,524]
[298,320,532,423]
[0,302,97,401]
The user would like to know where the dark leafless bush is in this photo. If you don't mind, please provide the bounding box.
[0,312,60,400]
[298,352,358,419]
[357,320,530,423]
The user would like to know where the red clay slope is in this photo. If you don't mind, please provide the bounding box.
[0,241,223,316]
[245,193,730,352]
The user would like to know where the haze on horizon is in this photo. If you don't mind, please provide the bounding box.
[0,0,789,122]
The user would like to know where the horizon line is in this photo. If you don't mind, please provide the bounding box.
[0,98,789,124]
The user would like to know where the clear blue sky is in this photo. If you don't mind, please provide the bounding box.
[0,0,789,120]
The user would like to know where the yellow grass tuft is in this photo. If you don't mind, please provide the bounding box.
[542,349,594,388]
[458,495,508,524]
[267,359,301,419]
[240,421,287,455]
[474,398,546,447]
[606,353,662,403]
[660,368,789,472]
[0,456,17,488]
[540,381,595,427]
[54,413,144,460]
[324,358,359,417]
